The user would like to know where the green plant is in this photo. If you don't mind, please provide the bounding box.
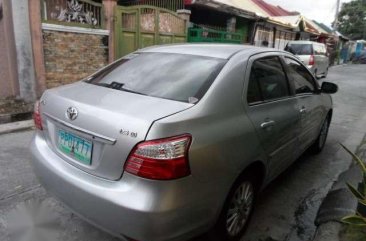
[341,144,366,226]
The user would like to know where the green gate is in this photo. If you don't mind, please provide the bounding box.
[115,6,187,58]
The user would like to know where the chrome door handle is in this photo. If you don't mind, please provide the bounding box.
[261,120,275,129]
[299,107,307,114]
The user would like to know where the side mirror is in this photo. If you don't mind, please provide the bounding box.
[321,82,338,94]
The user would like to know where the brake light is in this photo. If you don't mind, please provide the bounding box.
[184,0,193,5]
[33,100,43,130]
[124,134,192,180]
[309,55,315,66]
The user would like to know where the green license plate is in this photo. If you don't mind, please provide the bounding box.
[57,130,93,165]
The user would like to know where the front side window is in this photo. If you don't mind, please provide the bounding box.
[86,53,227,103]
[284,57,316,94]
[247,56,290,103]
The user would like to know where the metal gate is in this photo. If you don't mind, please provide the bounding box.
[115,5,187,58]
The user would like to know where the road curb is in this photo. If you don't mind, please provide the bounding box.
[312,134,366,241]
[0,111,33,124]
[313,221,342,241]
[0,120,35,135]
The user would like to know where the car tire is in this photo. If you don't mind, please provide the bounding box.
[311,115,330,154]
[210,172,259,241]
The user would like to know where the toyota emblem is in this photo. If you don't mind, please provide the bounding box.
[66,107,78,121]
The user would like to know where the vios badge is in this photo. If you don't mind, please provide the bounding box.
[66,107,78,121]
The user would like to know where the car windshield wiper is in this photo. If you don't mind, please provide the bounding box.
[93,82,146,96]
[93,83,110,87]
[119,87,147,96]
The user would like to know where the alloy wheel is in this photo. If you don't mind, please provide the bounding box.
[226,181,254,237]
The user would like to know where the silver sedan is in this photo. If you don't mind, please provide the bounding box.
[30,44,338,241]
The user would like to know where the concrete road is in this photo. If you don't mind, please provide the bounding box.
[0,64,366,241]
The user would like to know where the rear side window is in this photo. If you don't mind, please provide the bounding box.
[284,57,316,94]
[247,56,290,104]
[86,53,226,103]
[285,44,313,55]
[314,44,325,55]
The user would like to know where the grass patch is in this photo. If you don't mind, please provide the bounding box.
[339,224,366,241]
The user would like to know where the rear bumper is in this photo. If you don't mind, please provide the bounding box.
[30,132,215,241]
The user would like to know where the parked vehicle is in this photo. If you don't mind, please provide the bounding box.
[30,44,338,241]
[352,50,366,64]
[285,41,329,78]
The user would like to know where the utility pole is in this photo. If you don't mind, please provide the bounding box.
[334,0,341,30]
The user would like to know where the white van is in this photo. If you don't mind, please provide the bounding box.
[285,41,329,79]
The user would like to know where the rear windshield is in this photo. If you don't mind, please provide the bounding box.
[285,44,313,55]
[85,52,227,103]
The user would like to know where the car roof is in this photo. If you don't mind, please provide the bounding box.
[139,43,282,59]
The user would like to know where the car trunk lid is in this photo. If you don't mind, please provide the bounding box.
[40,82,193,180]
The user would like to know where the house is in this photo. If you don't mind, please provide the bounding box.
[184,0,259,44]
[184,0,299,47]
[251,0,299,16]
[251,0,340,50]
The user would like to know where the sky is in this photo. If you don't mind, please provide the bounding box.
[265,0,353,26]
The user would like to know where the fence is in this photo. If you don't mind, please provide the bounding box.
[188,27,244,44]
[115,5,187,58]
[119,0,184,12]
[41,0,104,28]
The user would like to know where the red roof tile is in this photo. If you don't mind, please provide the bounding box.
[252,0,299,16]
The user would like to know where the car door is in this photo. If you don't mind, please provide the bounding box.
[282,56,324,155]
[245,54,301,180]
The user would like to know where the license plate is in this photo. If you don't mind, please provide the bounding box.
[57,130,93,165]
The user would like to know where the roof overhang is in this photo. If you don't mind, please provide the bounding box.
[266,18,297,29]
[189,0,258,19]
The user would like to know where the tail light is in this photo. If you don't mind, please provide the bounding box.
[124,134,192,180]
[33,100,43,130]
[184,0,193,5]
[309,55,315,66]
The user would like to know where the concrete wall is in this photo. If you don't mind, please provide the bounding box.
[0,0,19,99]
[11,0,37,102]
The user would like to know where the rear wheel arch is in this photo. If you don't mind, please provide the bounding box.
[219,160,267,216]
[238,161,266,190]
[211,161,266,240]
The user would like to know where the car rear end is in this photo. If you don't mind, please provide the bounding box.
[30,51,228,241]
[285,42,316,73]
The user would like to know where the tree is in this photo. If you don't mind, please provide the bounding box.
[337,0,366,40]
